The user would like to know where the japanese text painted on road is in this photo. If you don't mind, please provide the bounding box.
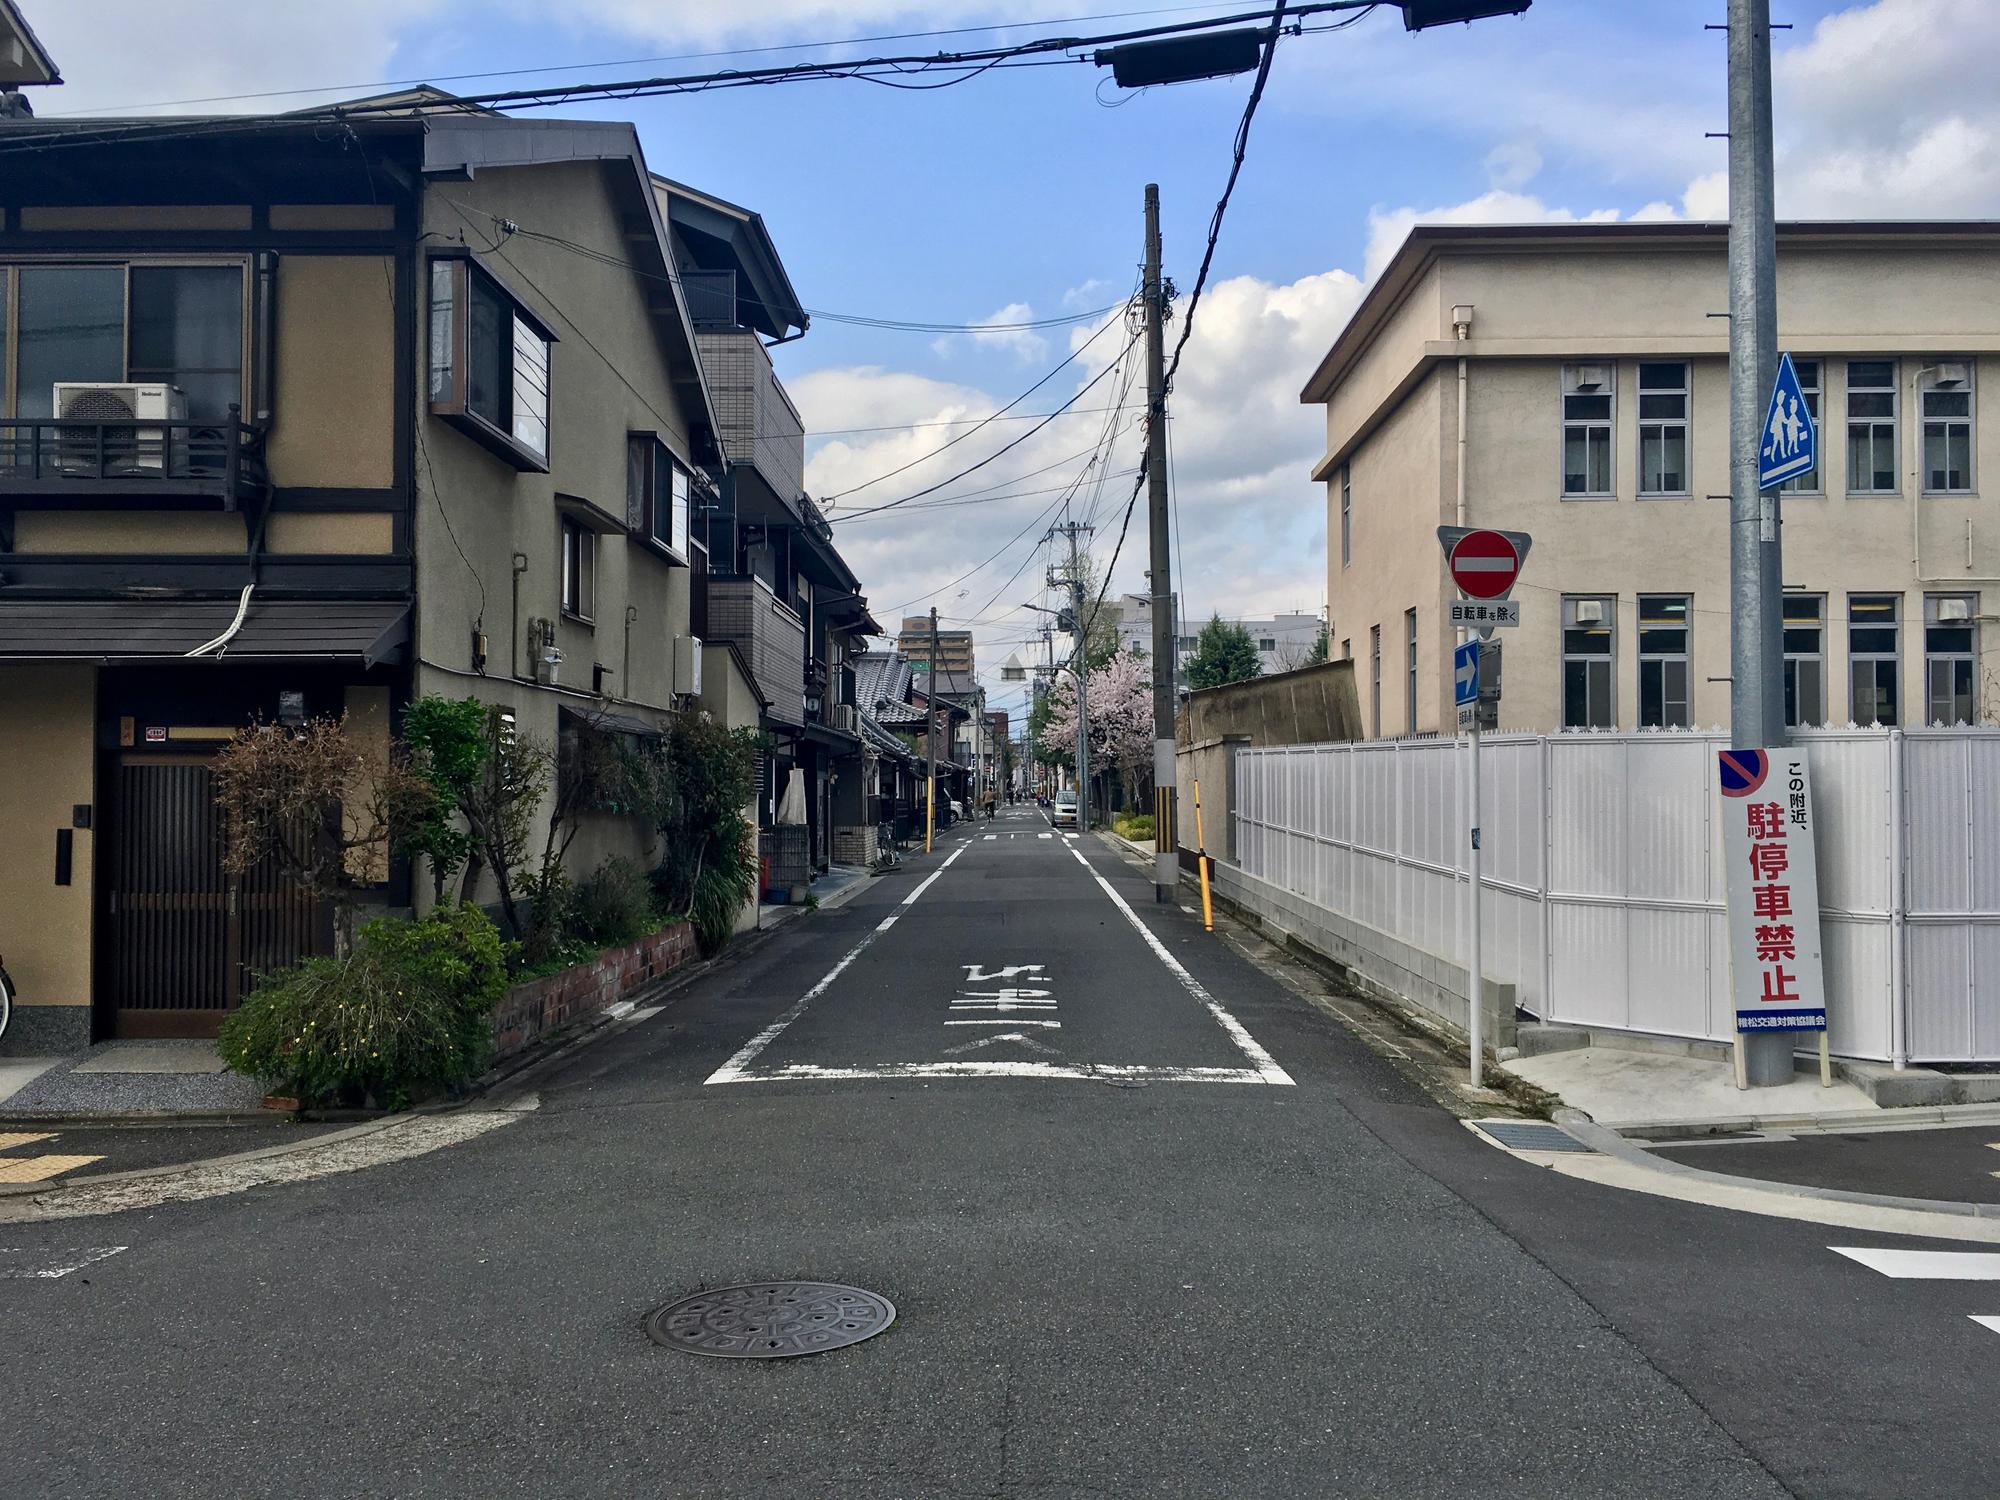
[1719,747,1826,1032]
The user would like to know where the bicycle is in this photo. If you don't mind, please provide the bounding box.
[0,951,12,1045]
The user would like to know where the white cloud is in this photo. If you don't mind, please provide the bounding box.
[1363,191,1621,282]
[930,303,1049,364]
[1483,140,1541,192]
[29,0,450,116]
[531,0,1057,49]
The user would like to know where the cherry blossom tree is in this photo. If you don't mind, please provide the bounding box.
[1041,649,1155,808]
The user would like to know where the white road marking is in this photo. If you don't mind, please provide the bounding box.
[738,1062,1272,1084]
[1066,845,1292,1085]
[1038,832,1052,840]
[943,1031,1058,1056]
[963,964,1044,982]
[983,834,996,840]
[944,1019,1062,1028]
[1830,1247,2000,1279]
[0,1245,128,1279]
[1180,905,1197,915]
[706,844,968,1085]
[950,998,1057,1012]
[1972,1316,2000,1336]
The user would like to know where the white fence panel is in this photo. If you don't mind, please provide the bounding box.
[1230,725,2000,1065]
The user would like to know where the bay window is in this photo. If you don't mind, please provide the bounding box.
[429,255,554,470]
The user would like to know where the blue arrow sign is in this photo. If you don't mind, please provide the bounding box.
[1759,351,1817,489]
[1453,639,1480,706]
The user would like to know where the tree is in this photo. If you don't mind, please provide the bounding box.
[1277,623,1330,672]
[212,715,433,953]
[1041,649,1155,808]
[402,695,491,903]
[1184,614,1262,691]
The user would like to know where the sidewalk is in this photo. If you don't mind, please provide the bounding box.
[0,1041,267,1119]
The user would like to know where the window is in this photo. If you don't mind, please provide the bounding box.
[1924,594,1977,725]
[1562,363,1614,496]
[1637,595,1691,729]
[561,517,596,622]
[1783,595,1826,728]
[1779,361,1822,494]
[1341,638,1351,662]
[1846,361,1897,493]
[625,434,691,562]
[1637,362,1688,495]
[10,262,244,420]
[1369,625,1382,737]
[1848,594,1900,726]
[1561,596,1616,729]
[1258,637,1277,652]
[1340,464,1352,567]
[429,256,554,470]
[1921,364,1975,494]
[1404,608,1418,734]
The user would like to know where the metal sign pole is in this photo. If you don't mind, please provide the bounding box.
[1467,630,1484,1089]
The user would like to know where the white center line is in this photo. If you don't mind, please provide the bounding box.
[706,843,967,1085]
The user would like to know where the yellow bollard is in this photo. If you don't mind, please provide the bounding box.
[1193,778,1214,933]
[926,779,935,853]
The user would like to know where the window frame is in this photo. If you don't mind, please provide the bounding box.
[1782,593,1826,729]
[2,255,251,421]
[1845,360,1899,496]
[1561,594,1617,730]
[1369,624,1382,739]
[1847,593,1901,727]
[560,515,597,624]
[1561,362,1616,499]
[626,432,692,566]
[1778,360,1823,496]
[1636,594,1692,730]
[1404,607,1418,734]
[1923,592,1978,726]
[1339,463,1352,568]
[1636,361,1690,498]
[1920,363,1976,496]
[428,252,557,473]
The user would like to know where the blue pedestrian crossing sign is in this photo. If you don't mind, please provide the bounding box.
[1453,639,1480,706]
[1759,352,1816,489]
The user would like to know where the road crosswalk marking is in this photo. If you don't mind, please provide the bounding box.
[1829,1248,2000,1279]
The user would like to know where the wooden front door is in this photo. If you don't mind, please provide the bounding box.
[101,753,326,1038]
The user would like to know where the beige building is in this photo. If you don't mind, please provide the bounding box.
[1304,222,2000,739]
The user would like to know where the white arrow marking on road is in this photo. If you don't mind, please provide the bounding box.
[1830,1248,2000,1278]
[943,1031,1058,1056]
[962,964,1045,982]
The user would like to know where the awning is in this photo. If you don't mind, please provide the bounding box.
[0,599,410,665]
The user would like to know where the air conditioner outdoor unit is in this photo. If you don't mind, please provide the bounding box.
[833,702,859,734]
[673,634,703,697]
[53,382,184,474]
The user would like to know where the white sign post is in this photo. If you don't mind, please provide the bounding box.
[1436,526,1532,1088]
[1718,746,1831,1087]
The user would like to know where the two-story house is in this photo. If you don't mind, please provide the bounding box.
[1305,222,2000,738]
[653,177,884,883]
[0,89,751,1048]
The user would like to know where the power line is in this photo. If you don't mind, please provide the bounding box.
[809,403,1144,438]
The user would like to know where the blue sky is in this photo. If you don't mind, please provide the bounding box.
[32,0,1999,702]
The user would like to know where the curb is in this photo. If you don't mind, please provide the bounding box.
[1550,1106,2000,1224]
[1606,1100,2000,1139]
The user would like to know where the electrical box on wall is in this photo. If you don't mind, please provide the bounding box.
[674,635,703,698]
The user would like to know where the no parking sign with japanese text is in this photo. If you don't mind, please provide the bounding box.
[1719,747,1826,1033]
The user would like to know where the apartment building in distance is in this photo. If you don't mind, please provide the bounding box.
[894,615,975,675]
[1304,222,2000,739]
[1113,593,1323,683]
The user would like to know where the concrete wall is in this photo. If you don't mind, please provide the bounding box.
[1320,234,2000,734]
[1182,659,1362,749]
[0,665,97,1052]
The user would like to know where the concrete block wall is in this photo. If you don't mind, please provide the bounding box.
[491,921,696,1062]
[833,824,876,868]
[1210,860,1515,1049]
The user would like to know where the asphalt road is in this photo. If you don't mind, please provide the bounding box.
[1653,1124,2000,1204]
[4,806,1997,1499]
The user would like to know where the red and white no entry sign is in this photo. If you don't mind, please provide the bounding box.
[1447,530,1521,599]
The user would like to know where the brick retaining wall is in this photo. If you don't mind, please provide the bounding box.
[492,921,697,1062]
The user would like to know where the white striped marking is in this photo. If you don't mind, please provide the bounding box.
[1,1246,128,1280]
[1830,1247,2000,1279]
[1066,845,1292,1086]
[1037,832,1052,839]
[1971,1316,2000,1336]
[705,845,967,1085]
[983,834,997,840]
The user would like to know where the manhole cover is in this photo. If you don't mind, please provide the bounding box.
[647,1282,896,1359]
[1475,1120,1594,1154]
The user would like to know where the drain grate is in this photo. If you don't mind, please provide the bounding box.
[647,1282,896,1359]
[1476,1120,1594,1154]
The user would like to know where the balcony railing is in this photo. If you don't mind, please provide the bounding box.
[0,414,265,508]
[707,575,806,726]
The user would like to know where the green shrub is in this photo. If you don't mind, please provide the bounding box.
[570,856,656,947]
[218,903,508,1109]
[1114,813,1156,841]
[688,815,757,958]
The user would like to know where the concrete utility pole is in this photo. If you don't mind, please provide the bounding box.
[1727,0,1790,1087]
[1054,520,1093,830]
[926,605,939,853]
[1143,182,1178,902]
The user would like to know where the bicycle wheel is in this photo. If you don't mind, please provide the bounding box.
[0,965,12,1046]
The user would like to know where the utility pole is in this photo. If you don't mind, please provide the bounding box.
[1143,182,1178,903]
[925,605,939,853]
[1727,0,1789,1087]
[1053,521,1093,831]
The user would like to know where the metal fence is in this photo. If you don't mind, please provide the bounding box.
[1230,728,2000,1065]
